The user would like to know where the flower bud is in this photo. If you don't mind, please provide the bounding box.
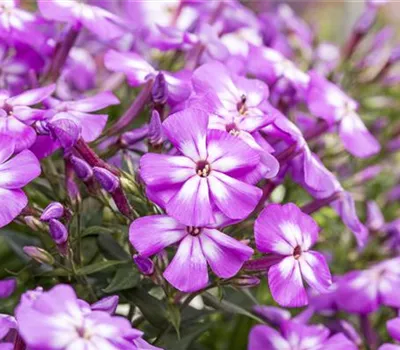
[23,246,55,265]
[47,119,81,152]
[366,200,385,231]
[24,216,46,231]
[40,202,64,221]
[231,275,260,287]
[70,155,93,181]
[148,110,164,146]
[91,295,119,315]
[152,72,168,105]
[93,167,119,193]
[134,254,154,275]
[49,219,68,245]
[354,8,377,35]
[121,125,149,148]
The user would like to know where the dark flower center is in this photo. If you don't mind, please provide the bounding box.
[293,245,302,259]
[196,160,211,177]
[187,226,202,236]
[236,94,247,114]
[226,123,240,136]
[3,103,12,115]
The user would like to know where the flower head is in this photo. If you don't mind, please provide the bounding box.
[254,203,332,307]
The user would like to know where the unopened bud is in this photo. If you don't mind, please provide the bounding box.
[49,219,68,245]
[91,295,119,315]
[93,167,119,193]
[48,119,80,152]
[152,73,168,105]
[148,110,164,146]
[366,200,384,231]
[231,275,260,287]
[40,202,64,221]
[23,246,55,265]
[24,216,46,231]
[121,125,149,148]
[70,156,93,181]
[354,8,377,35]
[134,254,154,275]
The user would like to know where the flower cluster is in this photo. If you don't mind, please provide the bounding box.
[0,0,398,349]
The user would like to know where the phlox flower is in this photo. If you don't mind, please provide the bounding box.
[254,203,332,307]
[129,214,253,292]
[140,108,263,227]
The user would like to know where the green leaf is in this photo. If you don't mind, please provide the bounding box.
[159,324,210,350]
[82,226,117,237]
[202,292,264,323]
[97,233,130,261]
[125,288,168,328]
[167,303,181,339]
[76,260,126,275]
[1,230,41,262]
[102,264,140,293]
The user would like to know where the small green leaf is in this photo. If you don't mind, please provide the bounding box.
[82,226,117,237]
[125,288,168,328]
[102,264,140,293]
[97,233,130,261]
[167,303,181,339]
[76,260,126,275]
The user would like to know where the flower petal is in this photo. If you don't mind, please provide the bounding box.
[255,203,319,255]
[66,92,119,112]
[140,153,195,187]
[163,108,208,161]
[129,215,187,257]
[8,84,55,106]
[268,256,308,307]
[339,114,381,158]
[164,235,208,292]
[0,117,36,153]
[248,324,289,350]
[0,189,27,228]
[206,129,259,174]
[299,251,332,293]
[208,171,261,221]
[0,150,41,189]
[200,228,253,278]
[0,135,15,164]
[167,176,214,227]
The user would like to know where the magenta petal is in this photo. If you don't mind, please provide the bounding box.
[0,279,16,298]
[268,256,308,307]
[200,228,253,278]
[255,203,319,255]
[387,318,400,342]
[164,235,208,292]
[8,84,55,106]
[299,251,332,293]
[248,324,288,350]
[81,8,125,41]
[129,215,187,257]
[0,117,36,153]
[66,92,119,112]
[104,50,155,86]
[323,333,358,350]
[0,135,15,164]
[339,114,381,158]
[206,129,259,174]
[38,0,77,22]
[208,171,261,221]
[163,108,208,161]
[167,176,214,227]
[140,153,195,187]
[0,150,40,189]
[0,189,27,228]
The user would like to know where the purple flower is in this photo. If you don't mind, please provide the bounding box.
[129,214,253,292]
[0,84,55,152]
[380,317,400,350]
[0,278,16,299]
[140,108,263,226]
[104,49,191,105]
[44,91,119,142]
[248,320,357,350]
[336,258,400,314]
[0,135,41,228]
[254,203,332,307]
[38,0,125,41]
[307,71,380,158]
[16,284,160,350]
